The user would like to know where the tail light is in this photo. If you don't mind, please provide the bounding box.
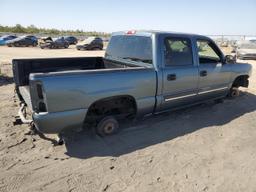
[31,82,47,113]
[36,84,44,99]
[38,101,47,112]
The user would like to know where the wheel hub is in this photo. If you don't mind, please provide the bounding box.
[104,122,115,134]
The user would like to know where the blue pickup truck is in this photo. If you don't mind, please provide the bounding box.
[13,30,252,137]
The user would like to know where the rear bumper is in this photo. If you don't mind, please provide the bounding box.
[33,109,88,134]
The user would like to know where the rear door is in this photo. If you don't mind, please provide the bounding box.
[160,36,199,110]
[195,38,231,99]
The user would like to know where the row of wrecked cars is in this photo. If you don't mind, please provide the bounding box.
[215,38,256,60]
[233,40,256,60]
[0,34,104,50]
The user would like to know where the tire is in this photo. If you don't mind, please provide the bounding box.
[96,116,119,136]
[33,42,37,47]
[228,87,240,99]
[64,44,69,49]
[14,42,19,47]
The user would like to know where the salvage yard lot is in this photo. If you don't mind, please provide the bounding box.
[0,46,256,192]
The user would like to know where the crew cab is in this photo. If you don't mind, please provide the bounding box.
[13,30,252,136]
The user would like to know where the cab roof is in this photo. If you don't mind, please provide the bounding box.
[112,30,207,39]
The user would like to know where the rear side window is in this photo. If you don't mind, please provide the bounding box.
[106,35,152,65]
[164,37,193,66]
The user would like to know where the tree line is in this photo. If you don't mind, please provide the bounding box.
[0,24,110,37]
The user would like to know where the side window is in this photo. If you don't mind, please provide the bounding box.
[197,40,221,64]
[164,37,193,66]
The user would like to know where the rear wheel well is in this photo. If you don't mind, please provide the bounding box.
[232,75,249,88]
[85,95,137,124]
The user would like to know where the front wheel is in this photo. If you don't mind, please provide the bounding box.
[96,116,119,136]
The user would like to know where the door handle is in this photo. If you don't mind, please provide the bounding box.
[167,74,176,81]
[200,70,207,77]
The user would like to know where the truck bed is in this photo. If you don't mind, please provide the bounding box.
[13,57,105,87]
[12,57,141,104]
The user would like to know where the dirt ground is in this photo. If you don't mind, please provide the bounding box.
[0,46,256,192]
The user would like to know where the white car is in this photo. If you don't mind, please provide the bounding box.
[236,41,256,60]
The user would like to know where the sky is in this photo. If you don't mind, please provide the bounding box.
[0,0,256,35]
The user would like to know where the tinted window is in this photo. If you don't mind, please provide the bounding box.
[106,35,152,65]
[197,40,221,64]
[164,37,193,66]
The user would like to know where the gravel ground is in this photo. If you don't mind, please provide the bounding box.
[0,46,256,192]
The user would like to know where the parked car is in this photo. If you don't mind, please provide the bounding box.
[38,36,52,46]
[40,37,69,49]
[6,36,38,47]
[64,36,78,45]
[76,37,103,50]
[13,30,252,139]
[236,41,256,60]
[0,35,17,45]
[24,35,38,42]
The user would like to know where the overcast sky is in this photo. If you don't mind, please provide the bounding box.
[1,0,255,35]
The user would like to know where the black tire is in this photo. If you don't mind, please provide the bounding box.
[33,42,37,47]
[228,87,240,98]
[64,44,69,49]
[96,116,119,136]
[14,42,19,47]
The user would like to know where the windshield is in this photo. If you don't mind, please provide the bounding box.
[1,35,16,40]
[0,35,10,40]
[105,35,153,65]
[82,37,95,44]
[240,43,256,49]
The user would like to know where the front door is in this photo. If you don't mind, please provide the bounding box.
[161,36,199,110]
[196,39,231,99]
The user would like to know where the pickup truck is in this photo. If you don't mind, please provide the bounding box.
[13,30,252,137]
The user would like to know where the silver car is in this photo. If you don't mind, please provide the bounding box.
[236,41,256,60]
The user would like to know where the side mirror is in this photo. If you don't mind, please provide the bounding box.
[225,55,236,64]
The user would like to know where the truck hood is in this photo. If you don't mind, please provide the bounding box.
[233,62,252,77]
